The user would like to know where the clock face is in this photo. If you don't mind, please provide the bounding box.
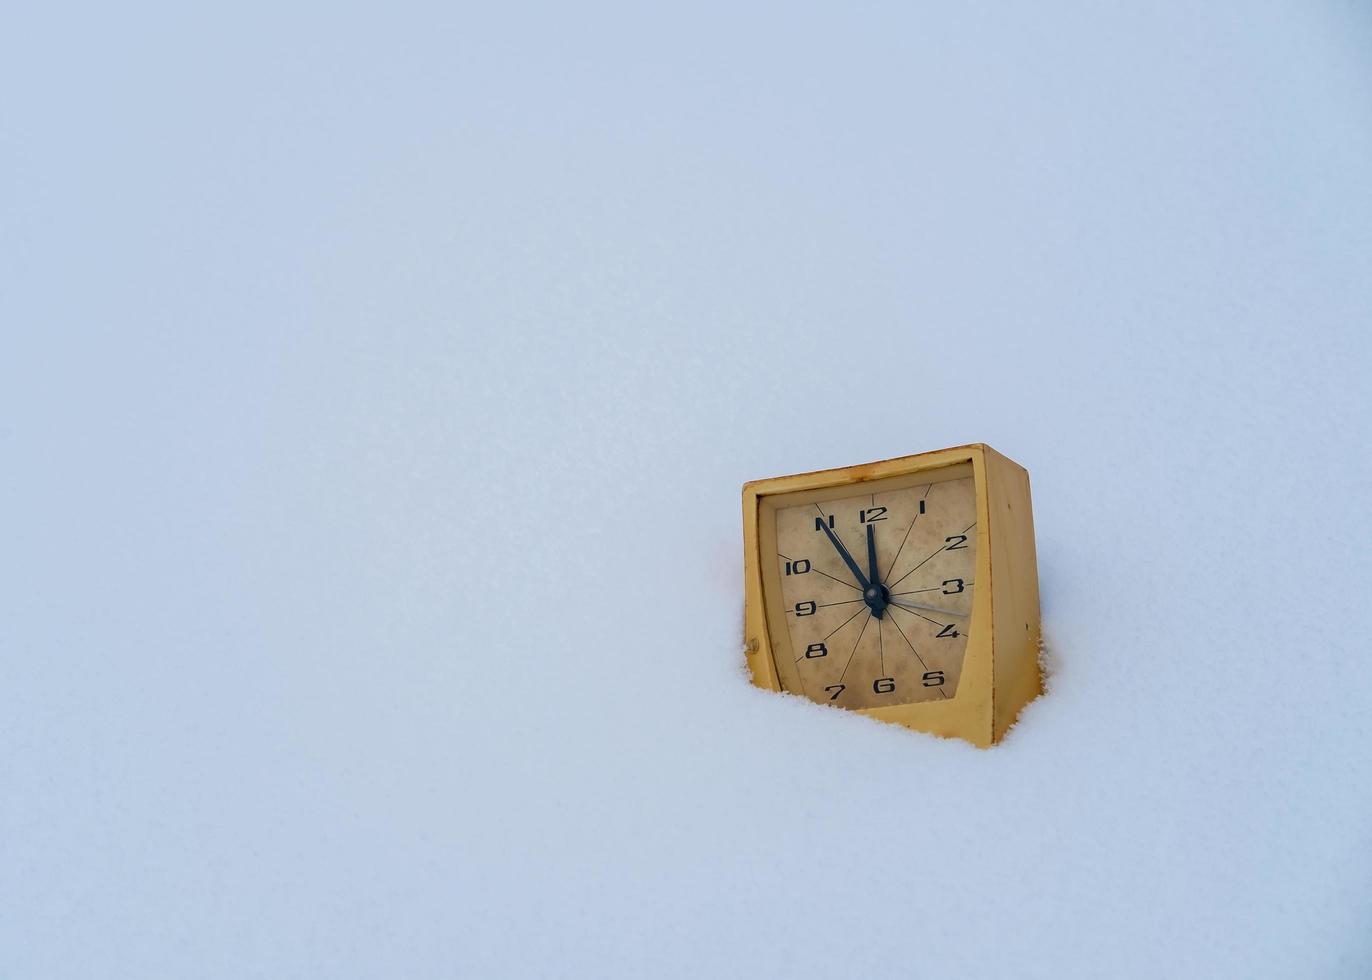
[771,473,977,709]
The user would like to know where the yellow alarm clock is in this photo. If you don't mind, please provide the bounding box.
[742,444,1042,747]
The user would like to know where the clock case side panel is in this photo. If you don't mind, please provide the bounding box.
[984,445,1044,743]
[742,484,781,692]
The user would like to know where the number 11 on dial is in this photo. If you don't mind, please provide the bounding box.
[742,444,1042,747]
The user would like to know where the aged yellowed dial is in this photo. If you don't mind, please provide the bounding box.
[773,472,976,709]
[743,445,1042,747]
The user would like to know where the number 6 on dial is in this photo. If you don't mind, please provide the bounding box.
[742,444,1042,748]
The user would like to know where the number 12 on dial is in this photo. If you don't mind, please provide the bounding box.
[742,444,1042,748]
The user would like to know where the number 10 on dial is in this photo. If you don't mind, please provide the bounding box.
[742,444,1042,747]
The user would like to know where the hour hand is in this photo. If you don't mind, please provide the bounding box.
[817,517,870,591]
[864,522,889,619]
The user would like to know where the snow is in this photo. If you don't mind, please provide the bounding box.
[3,2,1371,977]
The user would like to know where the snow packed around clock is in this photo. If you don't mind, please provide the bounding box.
[3,2,1371,977]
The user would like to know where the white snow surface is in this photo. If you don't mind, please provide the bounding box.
[4,3,1372,977]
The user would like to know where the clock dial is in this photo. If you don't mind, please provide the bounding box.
[772,475,977,709]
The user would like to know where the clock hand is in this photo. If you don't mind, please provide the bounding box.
[888,598,969,618]
[865,522,887,619]
[817,517,870,592]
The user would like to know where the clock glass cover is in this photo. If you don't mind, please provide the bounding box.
[767,466,977,709]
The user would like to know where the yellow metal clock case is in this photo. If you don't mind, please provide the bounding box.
[742,444,1042,748]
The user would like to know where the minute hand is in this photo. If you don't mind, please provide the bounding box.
[817,519,871,591]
